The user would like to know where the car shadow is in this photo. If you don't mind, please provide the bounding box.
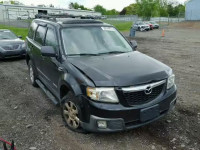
[0,56,25,62]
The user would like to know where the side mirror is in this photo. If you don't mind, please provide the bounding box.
[41,46,57,57]
[18,35,22,39]
[130,40,137,49]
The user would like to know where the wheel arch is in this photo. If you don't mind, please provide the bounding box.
[59,80,82,103]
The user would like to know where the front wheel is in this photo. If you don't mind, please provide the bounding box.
[61,92,86,133]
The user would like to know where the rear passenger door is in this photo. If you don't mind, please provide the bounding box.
[41,25,61,96]
[32,25,47,81]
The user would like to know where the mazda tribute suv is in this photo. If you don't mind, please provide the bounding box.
[26,18,177,132]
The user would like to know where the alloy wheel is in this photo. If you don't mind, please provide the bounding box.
[63,101,80,129]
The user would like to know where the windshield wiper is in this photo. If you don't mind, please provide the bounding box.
[67,53,100,56]
[98,51,127,55]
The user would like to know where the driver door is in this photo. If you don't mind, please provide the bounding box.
[41,25,61,97]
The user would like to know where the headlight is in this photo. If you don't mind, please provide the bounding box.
[167,74,175,89]
[86,87,119,103]
[22,43,26,49]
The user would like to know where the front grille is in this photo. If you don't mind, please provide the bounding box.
[2,44,20,51]
[123,83,165,106]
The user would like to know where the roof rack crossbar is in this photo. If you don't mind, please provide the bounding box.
[37,13,97,21]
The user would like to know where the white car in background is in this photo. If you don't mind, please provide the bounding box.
[133,21,150,31]
[17,14,31,20]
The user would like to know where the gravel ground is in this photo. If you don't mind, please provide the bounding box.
[0,26,200,150]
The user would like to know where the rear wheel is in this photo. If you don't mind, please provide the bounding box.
[61,92,86,133]
[28,61,38,87]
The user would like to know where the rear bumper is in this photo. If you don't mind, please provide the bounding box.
[0,49,26,59]
[80,85,177,132]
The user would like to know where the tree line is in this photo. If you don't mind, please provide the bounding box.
[69,0,185,17]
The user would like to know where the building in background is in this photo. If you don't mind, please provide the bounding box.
[0,3,101,21]
[185,0,200,21]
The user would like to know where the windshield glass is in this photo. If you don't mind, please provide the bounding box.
[61,26,132,55]
[137,22,144,25]
[150,21,156,24]
[0,30,18,40]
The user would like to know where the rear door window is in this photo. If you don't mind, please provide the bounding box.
[34,25,47,45]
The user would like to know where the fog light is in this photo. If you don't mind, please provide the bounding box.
[97,121,107,129]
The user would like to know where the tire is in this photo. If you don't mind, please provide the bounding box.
[28,60,38,87]
[61,92,87,133]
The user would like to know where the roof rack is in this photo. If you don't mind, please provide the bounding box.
[36,13,99,22]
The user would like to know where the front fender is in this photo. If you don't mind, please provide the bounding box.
[58,61,95,102]
[59,73,82,96]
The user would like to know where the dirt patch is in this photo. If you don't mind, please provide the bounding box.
[169,21,200,29]
[0,26,200,150]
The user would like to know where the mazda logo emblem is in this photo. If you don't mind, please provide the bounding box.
[145,86,152,95]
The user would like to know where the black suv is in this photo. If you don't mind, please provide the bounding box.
[26,18,177,133]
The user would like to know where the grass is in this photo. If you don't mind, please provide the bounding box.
[0,24,28,40]
[101,20,133,31]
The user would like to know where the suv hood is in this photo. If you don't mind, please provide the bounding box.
[68,51,171,87]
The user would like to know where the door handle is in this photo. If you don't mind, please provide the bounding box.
[58,67,63,72]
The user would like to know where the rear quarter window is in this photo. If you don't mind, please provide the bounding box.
[28,22,38,39]
[34,26,46,45]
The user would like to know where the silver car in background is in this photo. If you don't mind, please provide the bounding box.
[17,14,31,20]
[0,29,26,59]
[133,21,150,31]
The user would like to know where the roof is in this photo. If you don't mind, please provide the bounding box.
[57,19,103,24]
[34,18,110,28]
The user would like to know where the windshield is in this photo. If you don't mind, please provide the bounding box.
[138,22,145,25]
[0,30,18,40]
[150,21,156,24]
[61,26,132,56]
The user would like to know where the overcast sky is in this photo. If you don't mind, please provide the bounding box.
[18,0,187,11]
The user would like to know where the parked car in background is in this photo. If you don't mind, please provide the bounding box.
[17,14,31,20]
[144,21,154,30]
[0,29,26,59]
[149,21,160,29]
[101,15,107,19]
[26,18,177,133]
[35,13,46,19]
[133,21,150,31]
